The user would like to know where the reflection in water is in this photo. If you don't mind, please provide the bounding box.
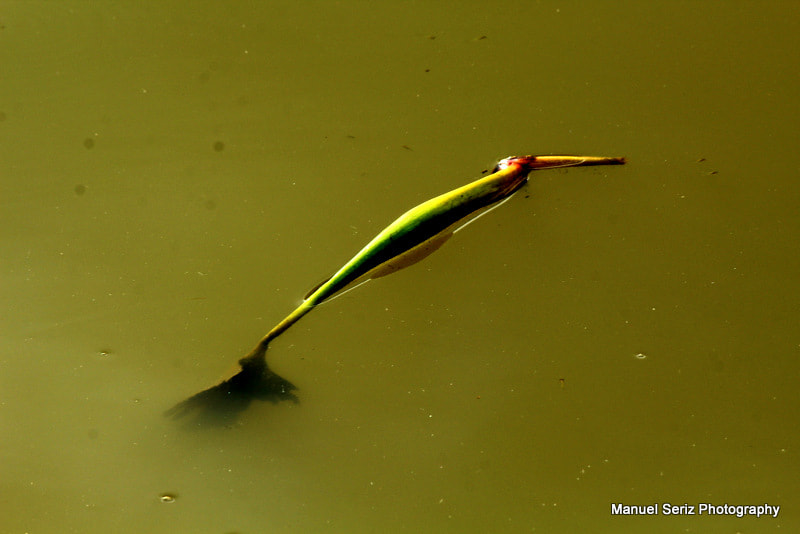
[164,355,297,426]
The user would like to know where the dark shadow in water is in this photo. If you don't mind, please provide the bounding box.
[164,355,298,426]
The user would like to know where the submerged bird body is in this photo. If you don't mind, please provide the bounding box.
[169,154,625,419]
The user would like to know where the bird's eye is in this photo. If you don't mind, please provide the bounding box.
[492,157,513,173]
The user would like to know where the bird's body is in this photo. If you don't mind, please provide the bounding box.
[168,154,625,420]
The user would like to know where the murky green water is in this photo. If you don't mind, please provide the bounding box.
[2,2,798,532]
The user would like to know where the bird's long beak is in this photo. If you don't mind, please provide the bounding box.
[494,155,625,174]
[524,155,626,170]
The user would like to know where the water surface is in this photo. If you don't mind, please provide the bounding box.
[2,2,798,532]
